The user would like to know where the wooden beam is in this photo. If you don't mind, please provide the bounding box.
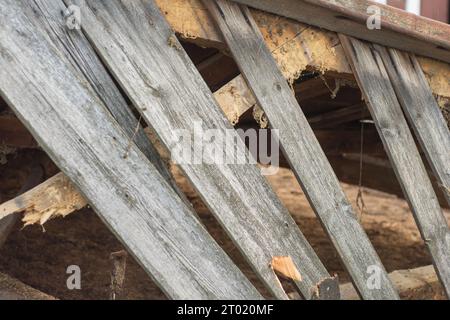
[152,0,450,110]
[308,103,370,129]
[205,0,397,299]
[329,154,450,210]
[289,265,446,300]
[340,265,445,300]
[196,52,240,92]
[69,0,336,300]
[0,173,87,226]
[31,0,176,193]
[377,47,450,207]
[316,128,384,156]
[214,75,257,124]
[0,272,56,300]
[340,34,450,299]
[0,129,389,225]
[0,0,261,300]
[156,0,351,78]
[232,0,450,63]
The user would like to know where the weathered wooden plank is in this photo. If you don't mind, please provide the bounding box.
[376,47,450,208]
[231,0,450,64]
[0,173,87,226]
[68,0,334,299]
[340,35,450,299]
[338,265,445,301]
[0,128,391,228]
[0,0,261,300]
[328,154,450,210]
[308,103,369,129]
[204,0,397,300]
[289,265,446,300]
[31,0,177,193]
[151,0,450,112]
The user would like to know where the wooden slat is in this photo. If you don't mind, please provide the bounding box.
[204,0,398,300]
[31,0,176,193]
[0,173,87,226]
[376,47,450,207]
[308,103,369,129]
[151,0,450,109]
[0,0,261,300]
[339,35,450,299]
[339,265,445,301]
[0,164,43,247]
[328,154,450,210]
[68,0,334,299]
[0,114,37,148]
[231,0,450,64]
[0,272,56,300]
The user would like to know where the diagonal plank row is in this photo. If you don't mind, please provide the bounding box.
[66,0,339,299]
[203,0,398,300]
[339,35,450,299]
[0,0,184,247]
[0,0,261,300]
[376,47,450,208]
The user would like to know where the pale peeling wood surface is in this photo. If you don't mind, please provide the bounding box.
[377,47,450,208]
[205,0,397,300]
[155,0,352,80]
[340,35,450,299]
[68,0,333,299]
[0,173,87,226]
[0,0,261,300]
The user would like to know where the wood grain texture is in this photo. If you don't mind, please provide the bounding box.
[67,0,333,300]
[0,165,43,248]
[205,0,398,300]
[153,0,450,105]
[340,35,450,299]
[377,47,450,208]
[30,0,176,192]
[0,173,87,226]
[232,0,450,64]
[0,0,261,300]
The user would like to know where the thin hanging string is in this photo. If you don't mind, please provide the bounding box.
[123,114,143,159]
[356,120,367,222]
[320,75,341,99]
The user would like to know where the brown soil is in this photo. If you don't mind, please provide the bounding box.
[0,159,449,300]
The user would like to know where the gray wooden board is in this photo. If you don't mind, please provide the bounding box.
[67,0,333,300]
[0,0,261,300]
[377,46,450,208]
[339,35,450,299]
[31,0,177,193]
[204,0,398,300]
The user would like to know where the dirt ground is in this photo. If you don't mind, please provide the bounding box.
[0,156,449,299]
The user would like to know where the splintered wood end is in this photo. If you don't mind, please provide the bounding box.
[270,256,302,282]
